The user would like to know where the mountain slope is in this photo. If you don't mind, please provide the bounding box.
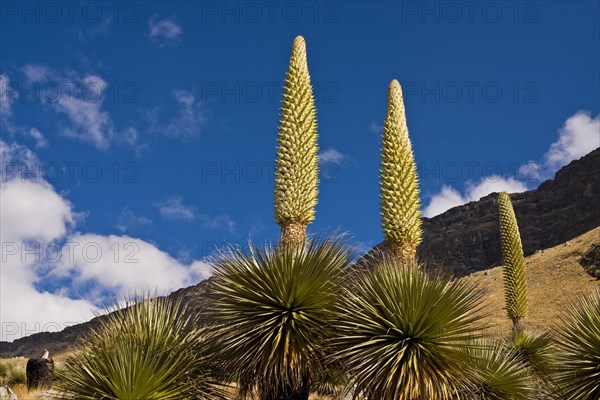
[465,226,600,337]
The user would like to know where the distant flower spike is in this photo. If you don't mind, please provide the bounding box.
[379,79,422,263]
[498,191,529,335]
[274,35,319,246]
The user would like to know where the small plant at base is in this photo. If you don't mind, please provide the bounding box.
[274,35,319,247]
[7,366,26,386]
[497,191,528,335]
[553,288,600,400]
[463,339,533,400]
[379,80,422,264]
[0,361,8,380]
[57,294,225,400]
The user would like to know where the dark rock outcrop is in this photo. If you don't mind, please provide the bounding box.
[580,243,600,278]
[417,148,600,276]
[0,148,598,358]
[26,357,54,391]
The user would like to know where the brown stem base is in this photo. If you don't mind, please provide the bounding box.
[388,240,417,267]
[512,317,525,336]
[279,221,307,247]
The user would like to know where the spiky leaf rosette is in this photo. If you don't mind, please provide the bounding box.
[57,294,226,400]
[554,289,600,400]
[209,236,352,399]
[274,35,319,244]
[465,340,533,400]
[333,257,486,399]
[379,79,422,262]
[498,191,528,332]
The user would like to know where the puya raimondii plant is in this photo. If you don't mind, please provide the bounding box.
[379,79,422,264]
[57,294,225,400]
[209,235,352,400]
[497,191,528,336]
[274,35,319,247]
[553,289,600,400]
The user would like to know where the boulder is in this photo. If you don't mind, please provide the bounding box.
[26,357,54,391]
[0,386,17,400]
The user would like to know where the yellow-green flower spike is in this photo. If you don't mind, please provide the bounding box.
[274,35,319,245]
[498,191,528,334]
[379,79,422,263]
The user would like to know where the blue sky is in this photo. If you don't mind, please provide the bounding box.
[1,1,599,339]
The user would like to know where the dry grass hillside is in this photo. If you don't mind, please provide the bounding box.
[464,225,600,337]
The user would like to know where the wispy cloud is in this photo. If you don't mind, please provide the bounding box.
[75,16,112,41]
[28,128,48,149]
[369,120,384,134]
[156,196,197,222]
[0,74,17,131]
[199,214,236,234]
[146,90,209,139]
[319,148,347,165]
[16,65,138,150]
[116,207,152,233]
[149,16,182,47]
[22,64,49,83]
[155,196,236,232]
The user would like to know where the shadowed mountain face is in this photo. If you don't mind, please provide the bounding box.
[1,148,598,358]
[417,147,600,276]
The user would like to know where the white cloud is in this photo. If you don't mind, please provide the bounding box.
[422,186,465,218]
[156,196,196,222]
[1,180,74,243]
[543,111,600,171]
[423,177,527,218]
[1,147,97,341]
[0,140,39,181]
[52,233,209,298]
[465,176,527,203]
[0,140,211,340]
[423,110,599,218]
[149,16,182,47]
[318,148,346,165]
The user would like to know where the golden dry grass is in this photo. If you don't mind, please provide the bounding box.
[465,226,600,337]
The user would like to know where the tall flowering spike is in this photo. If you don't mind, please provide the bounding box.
[498,191,529,335]
[274,35,319,246]
[379,79,422,264]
